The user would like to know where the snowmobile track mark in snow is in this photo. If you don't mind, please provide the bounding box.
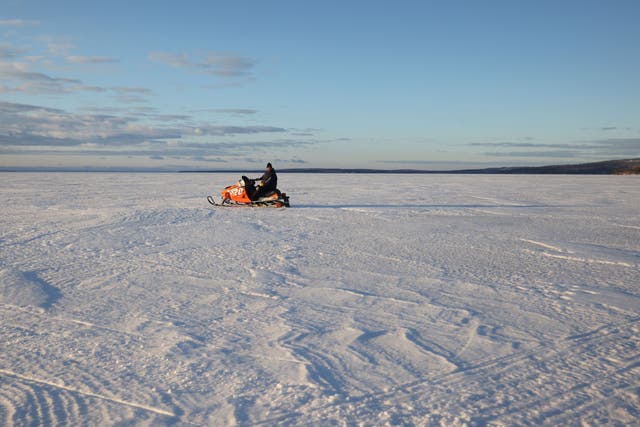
[0,368,177,418]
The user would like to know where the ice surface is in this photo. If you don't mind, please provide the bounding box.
[1,173,639,425]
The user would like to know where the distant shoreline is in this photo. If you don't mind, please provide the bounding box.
[1,158,638,175]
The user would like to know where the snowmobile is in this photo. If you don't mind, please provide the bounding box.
[207,176,290,208]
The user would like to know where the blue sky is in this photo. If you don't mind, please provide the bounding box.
[1,0,639,170]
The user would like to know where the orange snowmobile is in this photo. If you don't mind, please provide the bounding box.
[207,176,290,207]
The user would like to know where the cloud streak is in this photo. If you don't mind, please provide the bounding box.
[0,62,84,94]
[0,42,124,95]
[0,47,150,98]
[149,51,257,79]
[483,150,581,158]
[470,142,575,149]
[189,108,258,115]
[0,19,40,27]
[0,101,289,146]
[66,55,119,64]
[0,37,130,98]
[0,100,305,167]
[110,86,153,103]
[0,44,27,59]
[472,139,640,159]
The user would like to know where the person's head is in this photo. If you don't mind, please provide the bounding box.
[266,162,273,171]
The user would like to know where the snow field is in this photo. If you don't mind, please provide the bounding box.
[1,173,639,425]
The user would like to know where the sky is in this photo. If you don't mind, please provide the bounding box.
[1,0,639,170]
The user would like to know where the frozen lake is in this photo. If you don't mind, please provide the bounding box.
[1,173,639,425]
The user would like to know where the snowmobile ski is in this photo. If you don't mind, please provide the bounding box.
[207,195,289,208]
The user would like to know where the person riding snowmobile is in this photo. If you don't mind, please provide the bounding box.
[208,163,289,207]
[251,162,277,200]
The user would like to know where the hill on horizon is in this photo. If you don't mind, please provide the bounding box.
[193,158,640,175]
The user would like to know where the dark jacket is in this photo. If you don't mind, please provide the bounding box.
[256,169,277,191]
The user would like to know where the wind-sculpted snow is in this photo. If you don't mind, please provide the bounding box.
[0,173,638,425]
[0,269,61,309]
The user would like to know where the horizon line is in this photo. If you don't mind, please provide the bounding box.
[1,158,638,174]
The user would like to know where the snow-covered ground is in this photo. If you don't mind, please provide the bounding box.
[1,173,639,426]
